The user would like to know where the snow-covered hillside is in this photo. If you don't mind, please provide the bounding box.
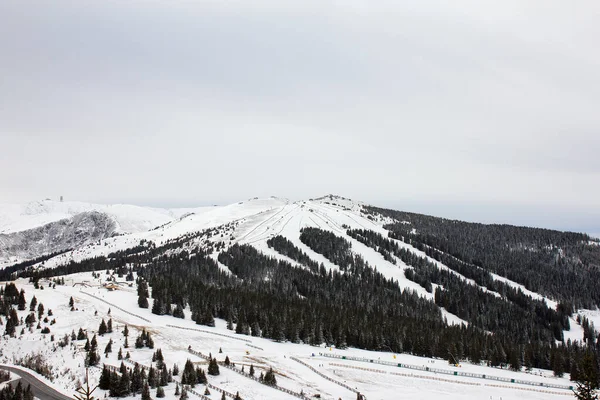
[0,199,215,235]
[0,195,595,400]
[0,199,217,265]
[3,195,587,334]
[0,211,117,263]
[0,272,575,400]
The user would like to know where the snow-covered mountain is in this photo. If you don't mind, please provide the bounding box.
[0,194,561,326]
[0,211,117,263]
[0,195,369,266]
[0,199,214,235]
[0,195,386,269]
[1,195,598,400]
[0,194,594,333]
[0,199,217,265]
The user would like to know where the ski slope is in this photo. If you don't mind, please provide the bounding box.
[3,195,590,339]
[3,196,589,334]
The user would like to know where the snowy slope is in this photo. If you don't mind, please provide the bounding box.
[0,200,218,264]
[0,271,575,400]
[3,195,588,339]
[0,211,117,263]
[0,199,215,235]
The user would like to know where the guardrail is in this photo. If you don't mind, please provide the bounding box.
[246,344,264,351]
[319,353,573,391]
[188,348,307,399]
[167,324,252,343]
[289,357,364,399]
[81,291,151,323]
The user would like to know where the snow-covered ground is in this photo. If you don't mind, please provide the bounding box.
[0,271,575,400]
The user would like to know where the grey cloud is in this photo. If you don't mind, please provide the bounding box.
[0,0,599,233]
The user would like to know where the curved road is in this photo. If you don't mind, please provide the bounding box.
[0,366,72,400]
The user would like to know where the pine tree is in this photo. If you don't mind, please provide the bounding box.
[24,384,34,400]
[104,339,113,355]
[182,359,197,386]
[141,382,151,400]
[208,358,220,376]
[99,365,111,390]
[574,352,599,400]
[179,388,188,400]
[146,333,154,349]
[109,371,120,398]
[155,349,164,369]
[173,304,185,319]
[508,347,521,372]
[118,368,131,396]
[220,392,226,400]
[131,364,142,394]
[90,335,98,351]
[197,368,207,384]
[249,364,255,377]
[234,392,242,400]
[138,295,149,309]
[156,387,165,398]
[4,308,19,337]
[172,364,179,376]
[107,318,113,333]
[204,387,210,396]
[29,296,37,312]
[552,350,565,377]
[118,347,123,360]
[77,327,86,340]
[264,367,277,386]
[17,290,26,311]
[160,365,168,387]
[135,335,145,348]
[98,319,107,336]
[69,297,74,308]
[148,366,156,388]
[224,356,230,366]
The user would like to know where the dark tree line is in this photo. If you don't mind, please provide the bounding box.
[347,228,570,343]
[0,382,34,400]
[365,205,600,308]
[267,235,322,273]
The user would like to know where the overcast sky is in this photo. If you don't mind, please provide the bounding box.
[1,1,599,234]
